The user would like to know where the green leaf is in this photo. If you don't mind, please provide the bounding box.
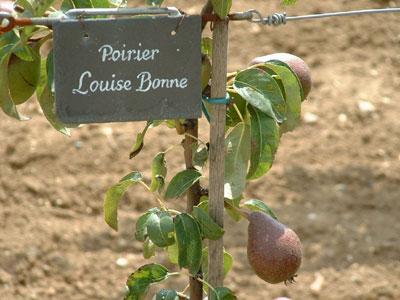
[247,106,280,180]
[282,0,297,5]
[155,289,179,300]
[146,0,164,6]
[192,207,224,240]
[143,237,156,259]
[192,144,209,169]
[150,152,167,193]
[262,62,302,132]
[211,0,232,18]
[174,213,202,275]
[201,37,213,57]
[233,68,286,123]
[61,0,94,11]
[224,123,251,200]
[8,50,41,105]
[202,248,233,278]
[37,59,70,135]
[242,199,278,220]
[135,208,160,242]
[129,122,151,159]
[226,91,247,128]
[124,264,169,300]
[167,242,179,265]
[0,45,27,120]
[210,287,237,300]
[147,211,175,247]
[104,171,143,231]
[30,0,57,16]
[165,169,202,199]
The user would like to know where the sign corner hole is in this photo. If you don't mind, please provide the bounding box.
[83,33,89,39]
[170,30,176,36]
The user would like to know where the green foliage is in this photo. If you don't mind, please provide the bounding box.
[242,199,278,220]
[155,289,179,300]
[124,264,169,300]
[165,169,202,199]
[233,68,286,123]
[174,213,202,275]
[211,0,232,19]
[104,171,143,231]
[210,287,237,300]
[150,152,167,193]
[224,122,251,199]
[247,106,279,179]
[146,211,175,247]
[202,247,233,278]
[192,206,224,240]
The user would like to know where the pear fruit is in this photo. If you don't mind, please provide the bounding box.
[250,53,312,100]
[247,211,302,284]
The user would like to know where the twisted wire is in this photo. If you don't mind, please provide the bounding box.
[254,7,400,26]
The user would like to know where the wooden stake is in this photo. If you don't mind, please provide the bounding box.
[183,119,203,300]
[208,19,229,297]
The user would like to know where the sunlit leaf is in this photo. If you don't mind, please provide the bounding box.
[262,62,302,132]
[0,45,27,120]
[147,211,175,247]
[150,152,167,193]
[192,144,209,169]
[165,169,202,199]
[124,264,169,300]
[167,242,179,265]
[247,106,280,180]
[224,122,251,200]
[143,237,156,259]
[104,171,143,231]
[174,213,202,275]
[242,199,278,220]
[135,208,160,242]
[8,50,40,105]
[233,68,286,123]
[192,206,224,240]
[129,122,152,159]
[37,59,70,135]
[211,0,232,18]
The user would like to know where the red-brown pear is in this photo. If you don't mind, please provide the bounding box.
[247,211,302,284]
[250,53,312,100]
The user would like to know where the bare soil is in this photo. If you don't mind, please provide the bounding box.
[1,0,399,299]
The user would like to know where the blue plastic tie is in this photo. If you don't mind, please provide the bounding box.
[201,93,230,122]
[202,93,231,105]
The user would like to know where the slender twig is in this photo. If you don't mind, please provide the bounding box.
[233,104,245,123]
[184,133,208,146]
[138,181,167,210]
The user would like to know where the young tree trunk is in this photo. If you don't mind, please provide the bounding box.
[183,119,203,300]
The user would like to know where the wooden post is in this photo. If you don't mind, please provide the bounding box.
[183,119,203,300]
[208,19,229,297]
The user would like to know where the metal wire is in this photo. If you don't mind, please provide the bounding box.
[251,8,400,26]
[1,6,400,33]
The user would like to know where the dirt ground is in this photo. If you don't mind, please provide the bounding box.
[1,0,400,299]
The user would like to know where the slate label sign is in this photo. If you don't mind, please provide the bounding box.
[53,16,202,124]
